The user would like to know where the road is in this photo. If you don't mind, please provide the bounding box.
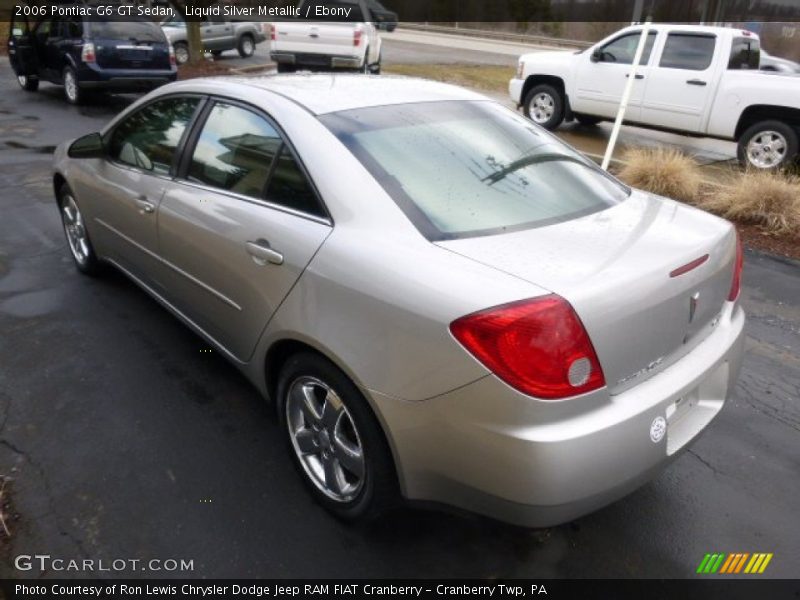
[0,56,798,580]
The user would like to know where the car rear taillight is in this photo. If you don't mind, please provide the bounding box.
[354,27,363,47]
[450,295,606,400]
[728,232,744,302]
[81,42,96,64]
[169,45,176,66]
[269,24,276,42]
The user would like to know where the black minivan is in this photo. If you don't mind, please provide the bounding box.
[8,14,177,104]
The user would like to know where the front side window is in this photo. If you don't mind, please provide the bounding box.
[321,101,628,240]
[729,37,760,70]
[108,96,200,175]
[188,103,282,198]
[660,33,716,70]
[597,31,657,64]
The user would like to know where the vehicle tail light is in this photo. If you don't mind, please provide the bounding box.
[169,45,176,66]
[728,231,744,301]
[269,24,276,42]
[354,26,363,47]
[81,42,96,64]
[450,295,606,400]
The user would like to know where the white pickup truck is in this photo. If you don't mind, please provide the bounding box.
[510,24,800,169]
[270,0,382,74]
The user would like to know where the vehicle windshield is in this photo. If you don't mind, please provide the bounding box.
[320,101,629,240]
[89,18,166,42]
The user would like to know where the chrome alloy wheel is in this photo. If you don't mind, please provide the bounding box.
[174,44,189,65]
[746,130,788,169]
[286,376,365,502]
[529,92,555,124]
[64,70,78,103]
[241,37,254,56]
[61,195,90,265]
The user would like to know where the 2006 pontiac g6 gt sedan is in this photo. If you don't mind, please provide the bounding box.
[53,75,745,526]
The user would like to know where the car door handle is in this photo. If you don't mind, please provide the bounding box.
[134,197,155,214]
[625,73,644,79]
[246,240,284,266]
[687,79,707,86]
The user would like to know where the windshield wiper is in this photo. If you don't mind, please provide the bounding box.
[482,153,593,186]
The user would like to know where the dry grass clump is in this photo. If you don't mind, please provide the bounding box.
[616,147,704,203]
[699,170,800,235]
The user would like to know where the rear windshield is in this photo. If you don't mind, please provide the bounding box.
[320,101,629,240]
[89,19,166,43]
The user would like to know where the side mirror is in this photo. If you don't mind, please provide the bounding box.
[590,49,602,63]
[68,132,105,159]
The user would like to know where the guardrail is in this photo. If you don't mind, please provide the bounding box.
[398,23,594,50]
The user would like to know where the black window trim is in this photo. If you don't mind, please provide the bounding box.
[657,31,718,71]
[102,93,208,181]
[175,95,333,225]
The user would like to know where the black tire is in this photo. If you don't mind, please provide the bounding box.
[277,352,399,521]
[16,74,39,92]
[523,83,565,130]
[276,63,296,74]
[57,184,103,276]
[737,120,798,170]
[359,47,370,74]
[173,42,189,65]
[211,50,223,58]
[369,53,382,75]
[237,34,255,58]
[575,114,602,126]
[62,66,83,105]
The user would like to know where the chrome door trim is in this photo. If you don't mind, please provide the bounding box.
[104,258,246,366]
[95,218,243,312]
[174,178,334,227]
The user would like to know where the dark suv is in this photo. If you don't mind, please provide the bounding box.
[8,14,177,104]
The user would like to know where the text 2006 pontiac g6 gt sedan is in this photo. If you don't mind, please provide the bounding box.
[53,75,745,526]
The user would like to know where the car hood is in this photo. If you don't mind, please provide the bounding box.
[437,190,737,395]
[519,49,576,68]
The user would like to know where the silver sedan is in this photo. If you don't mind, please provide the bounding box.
[53,75,746,526]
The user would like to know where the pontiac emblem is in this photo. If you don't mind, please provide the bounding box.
[689,292,700,323]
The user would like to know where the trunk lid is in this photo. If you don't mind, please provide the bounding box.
[438,191,737,395]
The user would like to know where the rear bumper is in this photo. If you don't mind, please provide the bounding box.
[77,64,177,91]
[270,52,362,69]
[370,303,746,527]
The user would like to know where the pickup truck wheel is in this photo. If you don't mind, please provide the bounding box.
[523,84,564,130]
[174,42,189,65]
[738,120,798,170]
[17,74,39,92]
[237,34,255,58]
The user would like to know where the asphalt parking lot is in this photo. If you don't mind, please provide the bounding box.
[0,56,798,579]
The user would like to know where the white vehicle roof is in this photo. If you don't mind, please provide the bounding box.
[622,23,759,38]
[174,74,490,115]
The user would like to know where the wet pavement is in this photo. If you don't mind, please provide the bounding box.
[0,57,798,579]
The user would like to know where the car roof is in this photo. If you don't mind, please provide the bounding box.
[198,74,490,115]
[625,23,758,38]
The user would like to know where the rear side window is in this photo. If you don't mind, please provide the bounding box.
[188,103,282,198]
[108,96,200,175]
[729,37,760,70]
[660,34,716,70]
[597,31,657,64]
[266,147,321,216]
